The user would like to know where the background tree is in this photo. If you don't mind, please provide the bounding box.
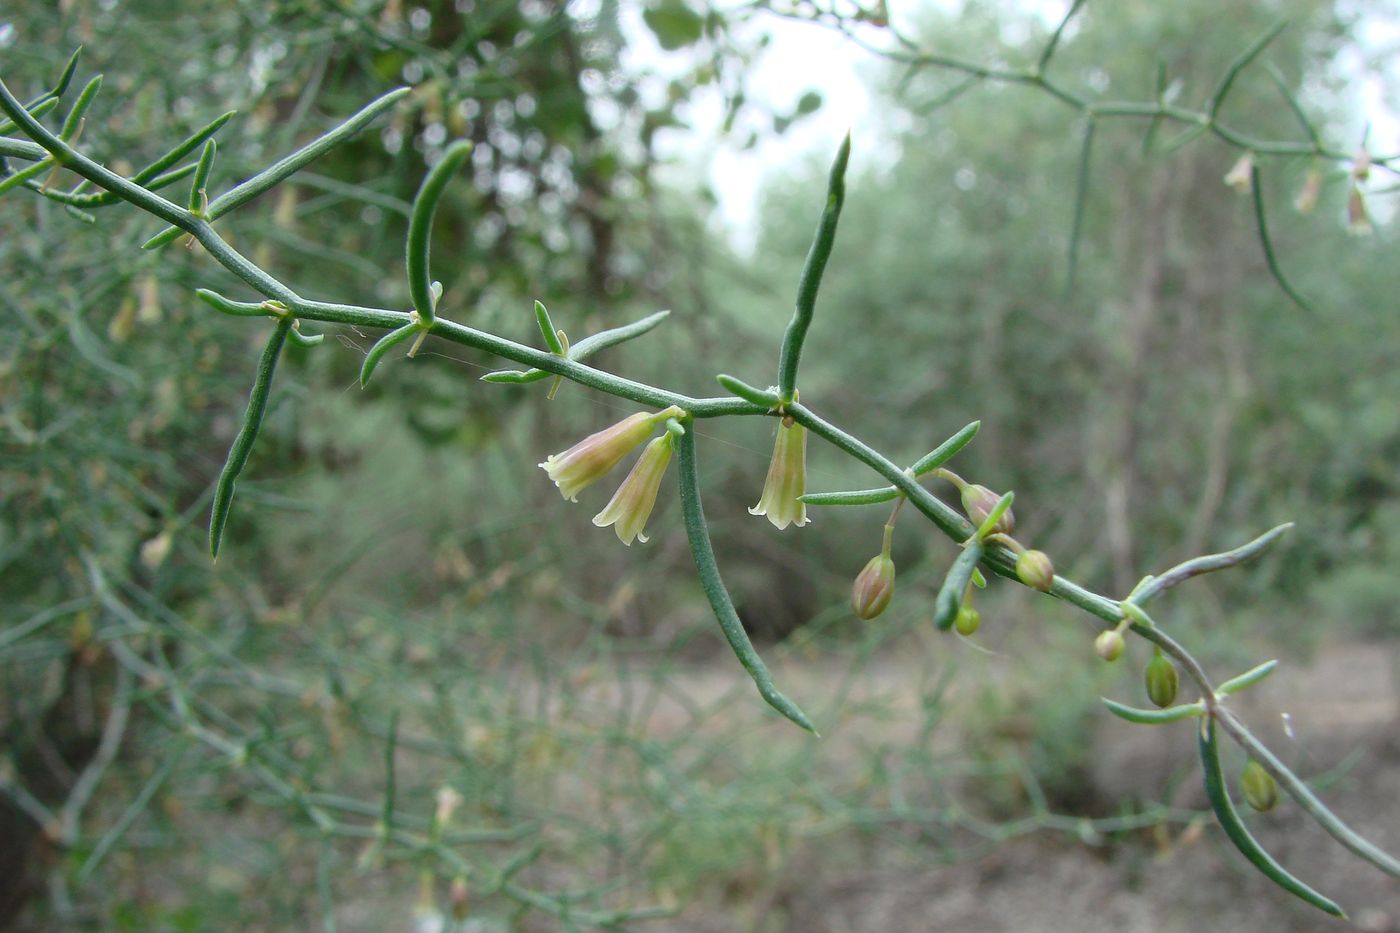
[2,0,1397,928]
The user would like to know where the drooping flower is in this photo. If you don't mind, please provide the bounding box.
[592,433,675,545]
[1294,166,1321,214]
[539,405,684,501]
[749,418,810,529]
[1348,185,1372,236]
[1224,152,1254,193]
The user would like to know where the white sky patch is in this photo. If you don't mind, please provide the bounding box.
[615,1,1398,244]
[619,6,879,251]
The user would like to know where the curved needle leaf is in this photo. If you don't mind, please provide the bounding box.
[1197,716,1345,917]
[189,139,217,212]
[480,310,672,384]
[534,300,564,354]
[934,538,984,631]
[1208,20,1287,120]
[287,326,323,349]
[1037,0,1086,74]
[210,318,293,559]
[801,486,901,507]
[205,86,409,222]
[804,421,981,506]
[60,75,102,140]
[716,374,779,408]
[910,420,981,475]
[196,289,281,318]
[406,140,472,326]
[1066,117,1095,292]
[27,47,82,108]
[777,133,849,401]
[360,323,418,387]
[1249,166,1315,313]
[1102,697,1203,725]
[1217,660,1278,696]
[0,95,60,136]
[676,428,817,735]
[1133,523,1293,604]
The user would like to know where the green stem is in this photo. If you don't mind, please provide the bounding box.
[777,134,849,402]
[675,426,817,735]
[209,317,293,558]
[405,140,472,326]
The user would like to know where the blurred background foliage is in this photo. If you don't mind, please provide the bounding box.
[2,0,1397,929]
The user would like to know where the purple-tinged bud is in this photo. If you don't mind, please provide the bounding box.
[749,418,810,530]
[954,605,981,636]
[1241,759,1278,812]
[851,554,895,620]
[592,434,674,545]
[1144,650,1179,708]
[1015,550,1054,592]
[539,405,684,501]
[1095,629,1125,662]
[961,484,1015,535]
[1224,153,1254,193]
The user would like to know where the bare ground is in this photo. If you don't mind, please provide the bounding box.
[646,640,1400,932]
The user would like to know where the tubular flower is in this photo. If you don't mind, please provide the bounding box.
[592,433,675,545]
[749,417,810,529]
[539,405,684,502]
[1224,152,1254,193]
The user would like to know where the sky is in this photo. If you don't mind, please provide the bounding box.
[617,3,883,250]
[615,1,1399,247]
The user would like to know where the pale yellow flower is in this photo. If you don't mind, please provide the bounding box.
[538,405,683,501]
[749,419,810,529]
[592,434,674,545]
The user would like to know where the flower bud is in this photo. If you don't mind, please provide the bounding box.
[749,418,810,529]
[961,484,1014,535]
[1015,549,1054,592]
[954,605,981,636]
[1095,629,1125,662]
[1241,759,1278,812]
[851,554,895,620]
[1144,650,1179,708]
[1224,152,1254,193]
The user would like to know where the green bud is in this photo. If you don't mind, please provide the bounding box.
[961,484,1015,535]
[851,554,895,620]
[1241,759,1278,812]
[953,605,981,636]
[1094,629,1125,662]
[1144,650,1179,708]
[1015,549,1054,592]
